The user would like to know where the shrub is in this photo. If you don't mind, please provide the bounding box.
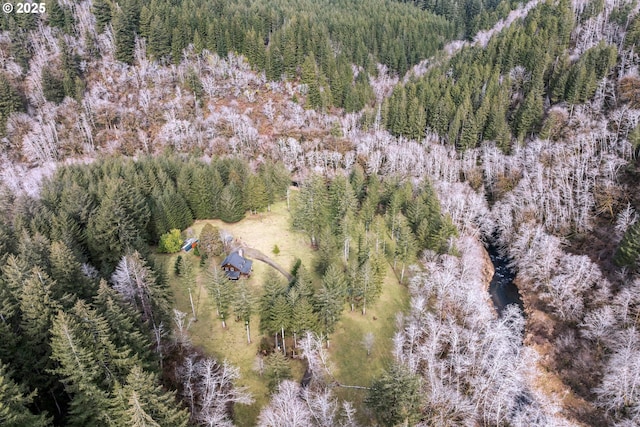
[199,224,224,257]
[158,229,183,253]
[174,255,183,275]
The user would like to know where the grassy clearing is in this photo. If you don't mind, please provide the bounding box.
[159,201,311,425]
[187,200,315,272]
[160,200,409,426]
[329,267,408,424]
[161,248,306,426]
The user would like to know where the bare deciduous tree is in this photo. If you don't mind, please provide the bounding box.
[178,354,253,427]
[257,381,312,427]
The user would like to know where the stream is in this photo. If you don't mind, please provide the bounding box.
[486,241,524,315]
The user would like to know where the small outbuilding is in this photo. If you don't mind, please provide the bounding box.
[221,250,253,280]
[182,238,199,252]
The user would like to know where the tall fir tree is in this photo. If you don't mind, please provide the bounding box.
[291,298,318,341]
[233,280,256,343]
[111,366,189,427]
[93,281,152,366]
[244,175,268,215]
[0,363,51,427]
[18,269,61,394]
[87,180,150,272]
[259,272,287,346]
[270,295,291,354]
[0,74,24,129]
[292,174,329,248]
[206,266,233,328]
[41,67,65,104]
[92,0,112,33]
[110,251,171,330]
[148,16,171,59]
[113,8,136,64]
[615,220,640,268]
[264,352,292,393]
[50,311,113,427]
[218,183,245,223]
[313,264,346,341]
[366,364,422,427]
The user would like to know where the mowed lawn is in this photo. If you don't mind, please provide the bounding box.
[158,200,409,426]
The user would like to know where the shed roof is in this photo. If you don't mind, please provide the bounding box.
[182,238,198,250]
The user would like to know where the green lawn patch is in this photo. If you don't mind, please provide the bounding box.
[161,248,306,426]
[329,267,409,424]
[187,200,315,271]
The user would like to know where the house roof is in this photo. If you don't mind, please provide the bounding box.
[226,270,240,280]
[221,252,253,274]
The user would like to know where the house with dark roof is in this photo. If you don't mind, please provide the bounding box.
[220,250,253,280]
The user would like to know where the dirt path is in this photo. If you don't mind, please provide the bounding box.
[233,246,294,282]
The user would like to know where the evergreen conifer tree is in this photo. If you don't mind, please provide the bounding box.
[615,221,640,268]
[0,362,51,427]
[18,270,61,389]
[49,241,97,303]
[92,0,112,33]
[264,352,292,393]
[244,175,268,215]
[50,311,113,427]
[312,265,346,341]
[41,67,65,104]
[292,174,328,247]
[366,364,422,427]
[148,16,171,59]
[93,281,152,365]
[259,272,287,346]
[292,298,318,338]
[111,251,171,330]
[206,266,233,328]
[233,280,256,343]
[219,183,245,223]
[113,9,136,64]
[293,265,315,300]
[270,295,291,354]
[111,366,189,427]
[47,1,67,30]
[0,74,24,132]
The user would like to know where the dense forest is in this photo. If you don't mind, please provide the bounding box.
[383,0,622,148]
[0,0,456,115]
[0,156,289,425]
[0,152,457,425]
[0,0,639,425]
